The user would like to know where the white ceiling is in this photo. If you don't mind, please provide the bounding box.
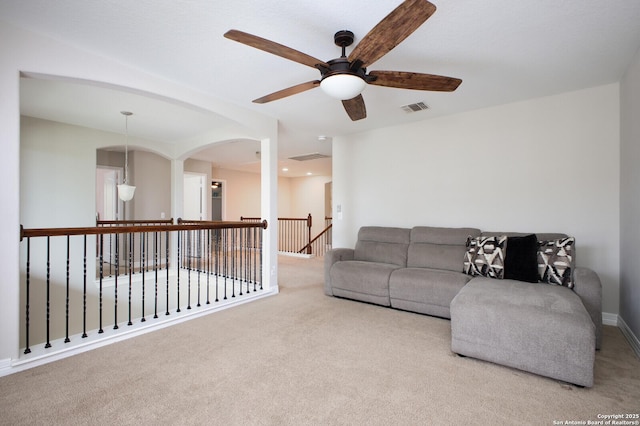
[5,0,640,177]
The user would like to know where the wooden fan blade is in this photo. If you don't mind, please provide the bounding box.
[342,95,367,121]
[253,80,320,104]
[368,70,462,92]
[225,30,329,69]
[348,0,436,67]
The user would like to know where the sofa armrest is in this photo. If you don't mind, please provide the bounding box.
[324,248,355,296]
[573,267,603,350]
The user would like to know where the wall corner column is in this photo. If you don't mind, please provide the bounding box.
[170,159,184,271]
[261,136,278,293]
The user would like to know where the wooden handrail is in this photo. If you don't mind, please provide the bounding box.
[242,216,309,222]
[20,220,268,241]
[97,219,174,225]
[298,223,332,254]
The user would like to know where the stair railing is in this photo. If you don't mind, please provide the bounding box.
[19,219,267,356]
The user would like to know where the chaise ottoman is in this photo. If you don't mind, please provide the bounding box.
[450,277,596,387]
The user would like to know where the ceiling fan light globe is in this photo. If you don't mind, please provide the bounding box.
[320,74,366,100]
[117,184,136,202]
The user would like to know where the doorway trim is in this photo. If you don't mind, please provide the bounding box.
[211,178,226,221]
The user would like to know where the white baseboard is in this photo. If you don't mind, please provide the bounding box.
[602,312,618,326]
[0,358,11,375]
[618,315,640,359]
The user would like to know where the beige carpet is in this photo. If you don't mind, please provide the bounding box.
[1,256,639,425]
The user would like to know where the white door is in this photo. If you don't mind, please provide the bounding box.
[96,167,123,221]
[183,173,206,220]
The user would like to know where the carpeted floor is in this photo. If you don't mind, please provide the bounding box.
[0,255,638,425]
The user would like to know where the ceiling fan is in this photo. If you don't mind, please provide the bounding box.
[224,0,461,121]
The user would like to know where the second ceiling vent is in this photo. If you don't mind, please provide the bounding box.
[288,153,331,162]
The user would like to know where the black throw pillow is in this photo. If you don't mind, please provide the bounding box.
[504,234,539,283]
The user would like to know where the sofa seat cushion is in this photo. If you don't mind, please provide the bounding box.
[389,268,472,319]
[330,261,399,306]
[450,278,596,387]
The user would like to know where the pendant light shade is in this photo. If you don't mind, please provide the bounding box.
[320,73,367,100]
[117,111,136,202]
[117,183,135,201]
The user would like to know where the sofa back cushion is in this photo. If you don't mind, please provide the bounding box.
[408,227,481,272]
[354,226,411,267]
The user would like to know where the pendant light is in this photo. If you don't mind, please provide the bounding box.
[117,111,136,202]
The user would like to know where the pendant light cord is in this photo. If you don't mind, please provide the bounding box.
[122,111,132,184]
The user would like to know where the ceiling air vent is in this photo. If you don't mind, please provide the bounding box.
[288,153,330,162]
[401,102,429,113]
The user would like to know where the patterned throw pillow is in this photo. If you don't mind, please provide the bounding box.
[463,236,507,279]
[537,237,575,288]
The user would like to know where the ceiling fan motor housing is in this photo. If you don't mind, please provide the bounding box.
[316,30,375,83]
[334,30,355,48]
[316,31,377,100]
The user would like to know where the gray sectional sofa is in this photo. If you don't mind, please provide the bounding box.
[324,226,602,387]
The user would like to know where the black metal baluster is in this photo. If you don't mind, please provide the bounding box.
[259,227,264,290]
[108,233,112,277]
[65,235,71,343]
[127,232,133,326]
[249,227,255,292]
[113,232,119,330]
[176,230,181,313]
[140,230,143,273]
[253,227,258,292]
[153,231,158,319]
[244,227,249,293]
[223,229,228,300]
[231,228,236,298]
[238,228,243,296]
[165,230,170,316]
[147,229,151,272]
[247,226,252,291]
[245,227,250,294]
[206,228,211,304]
[24,237,31,354]
[215,229,220,303]
[187,230,192,310]
[82,235,88,338]
[99,234,104,334]
[45,236,51,348]
[141,230,146,322]
[245,227,250,293]
[197,229,201,307]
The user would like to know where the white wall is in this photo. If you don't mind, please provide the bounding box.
[133,151,172,220]
[211,167,329,235]
[211,167,262,221]
[22,117,173,225]
[20,117,98,228]
[620,47,640,341]
[333,84,620,314]
[290,175,332,237]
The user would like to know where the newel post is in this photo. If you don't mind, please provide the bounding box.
[306,213,312,254]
